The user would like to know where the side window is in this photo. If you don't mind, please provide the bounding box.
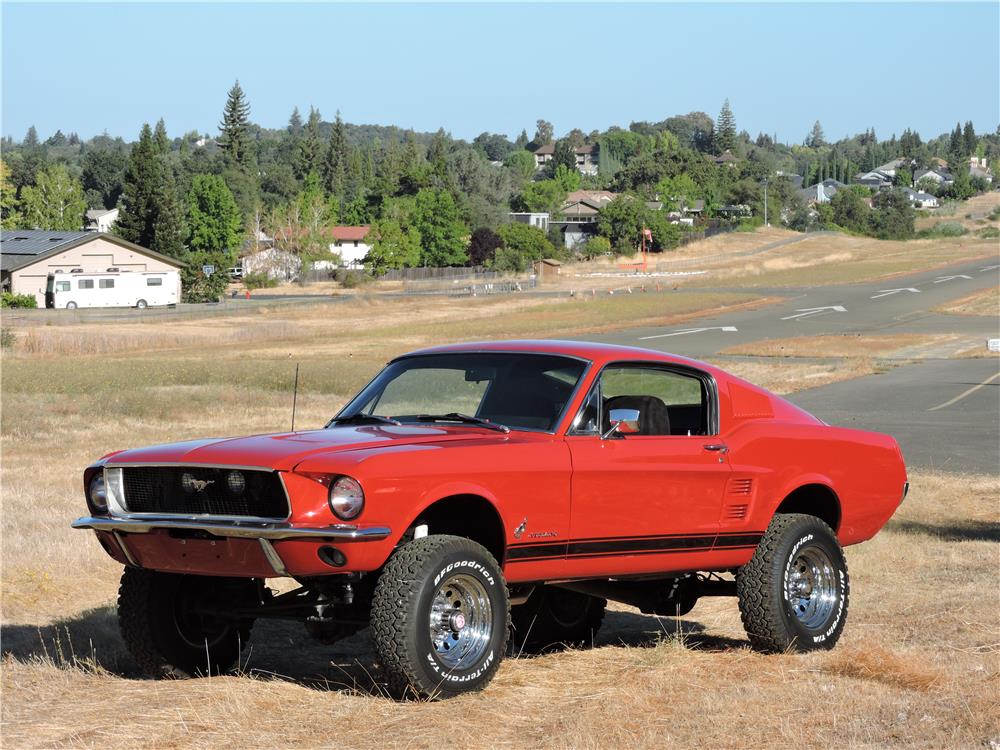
[574,365,709,437]
[146,277,163,286]
[99,279,114,289]
[55,281,71,292]
[78,279,94,289]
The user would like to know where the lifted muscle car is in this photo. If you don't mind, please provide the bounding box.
[73,341,908,698]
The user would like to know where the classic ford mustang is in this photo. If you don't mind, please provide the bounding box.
[74,340,908,698]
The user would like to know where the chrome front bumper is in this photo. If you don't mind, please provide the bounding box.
[71,515,392,541]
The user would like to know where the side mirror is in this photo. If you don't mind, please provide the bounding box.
[602,408,641,439]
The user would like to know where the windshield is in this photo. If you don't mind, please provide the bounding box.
[334,353,588,433]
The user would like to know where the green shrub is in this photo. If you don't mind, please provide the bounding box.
[0,327,15,348]
[581,236,612,260]
[977,226,999,239]
[989,206,1000,221]
[334,269,371,288]
[1,292,38,309]
[242,272,278,290]
[917,221,968,238]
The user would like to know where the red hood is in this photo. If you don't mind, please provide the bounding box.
[104,425,503,472]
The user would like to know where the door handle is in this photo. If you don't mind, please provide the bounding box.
[703,444,729,453]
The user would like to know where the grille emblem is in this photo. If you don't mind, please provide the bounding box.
[181,472,215,494]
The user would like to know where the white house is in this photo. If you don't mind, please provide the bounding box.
[509,212,550,231]
[902,188,939,208]
[327,226,371,268]
[84,207,120,233]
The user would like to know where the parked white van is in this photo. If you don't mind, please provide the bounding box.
[45,269,179,309]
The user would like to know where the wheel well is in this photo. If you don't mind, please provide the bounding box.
[411,494,507,565]
[775,484,841,532]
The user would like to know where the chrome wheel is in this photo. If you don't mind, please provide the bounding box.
[428,573,493,670]
[784,544,838,629]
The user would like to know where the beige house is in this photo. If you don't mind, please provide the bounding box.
[1,230,184,307]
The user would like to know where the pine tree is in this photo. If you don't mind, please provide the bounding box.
[218,80,253,172]
[963,121,976,157]
[154,118,170,155]
[115,124,162,248]
[296,106,323,180]
[714,99,736,153]
[323,111,348,199]
[151,177,186,259]
[948,122,964,164]
[807,120,826,148]
[23,126,39,147]
[514,129,529,150]
[115,123,185,258]
[288,107,303,136]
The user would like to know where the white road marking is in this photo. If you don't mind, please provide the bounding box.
[871,288,920,299]
[934,274,973,283]
[978,265,1000,272]
[639,326,738,340]
[780,305,847,321]
[927,371,1000,412]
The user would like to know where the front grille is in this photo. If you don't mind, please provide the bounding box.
[121,467,288,518]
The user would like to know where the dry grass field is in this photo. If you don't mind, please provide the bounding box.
[2,223,998,748]
[935,285,999,317]
[721,333,995,361]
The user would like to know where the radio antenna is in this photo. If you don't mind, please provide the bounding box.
[290,363,300,433]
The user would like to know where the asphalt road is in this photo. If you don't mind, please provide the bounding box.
[588,257,1000,474]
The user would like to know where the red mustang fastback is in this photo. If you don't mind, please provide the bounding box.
[74,340,908,698]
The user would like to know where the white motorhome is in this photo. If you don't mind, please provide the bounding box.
[45,269,179,309]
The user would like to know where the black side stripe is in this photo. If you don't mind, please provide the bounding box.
[507,532,764,562]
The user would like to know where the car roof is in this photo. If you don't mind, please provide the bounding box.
[398,339,716,371]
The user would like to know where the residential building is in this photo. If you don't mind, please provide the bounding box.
[873,158,913,177]
[509,212,550,232]
[914,168,953,185]
[710,150,738,167]
[968,156,994,183]
[550,190,618,249]
[531,143,600,175]
[901,187,939,208]
[797,179,845,205]
[854,170,894,188]
[327,226,371,268]
[0,230,183,307]
[84,207,119,233]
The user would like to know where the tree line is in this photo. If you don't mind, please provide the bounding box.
[2,84,998,298]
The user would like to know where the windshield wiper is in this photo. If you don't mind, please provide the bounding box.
[328,413,401,428]
[413,413,510,433]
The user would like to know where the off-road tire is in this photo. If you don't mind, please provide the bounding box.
[370,535,509,699]
[117,568,254,678]
[737,513,849,653]
[510,586,606,653]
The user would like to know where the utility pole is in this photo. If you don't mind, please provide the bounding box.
[762,176,769,227]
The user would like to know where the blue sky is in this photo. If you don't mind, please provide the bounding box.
[3,2,998,145]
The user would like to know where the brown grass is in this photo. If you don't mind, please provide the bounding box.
[2,472,997,748]
[935,285,999,317]
[3,243,999,747]
[721,333,994,360]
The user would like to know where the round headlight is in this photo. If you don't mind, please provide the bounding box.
[328,476,364,520]
[226,470,246,495]
[88,472,108,513]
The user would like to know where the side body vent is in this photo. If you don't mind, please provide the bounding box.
[723,477,755,522]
